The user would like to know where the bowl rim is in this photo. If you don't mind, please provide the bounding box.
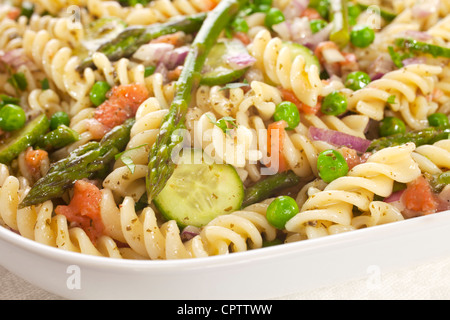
[2,209,449,273]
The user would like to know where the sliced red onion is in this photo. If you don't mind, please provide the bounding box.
[133,42,174,65]
[303,23,333,50]
[402,57,426,66]
[403,30,432,41]
[411,0,438,19]
[367,54,395,80]
[161,46,189,70]
[226,53,256,70]
[384,189,404,203]
[309,126,371,153]
[180,225,201,242]
[289,17,312,44]
[283,0,309,19]
[0,48,37,71]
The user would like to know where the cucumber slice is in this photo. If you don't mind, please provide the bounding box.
[153,149,244,228]
[282,41,320,68]
[200,39,250,86]
[0,113,49,164]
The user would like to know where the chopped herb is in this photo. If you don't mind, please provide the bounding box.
[20,1,35,19]
[144,66,156,77]
[387,95,396,105]
[206,114,238,137]
[219,79,249,91]
[8,72,28,92]
[114,143,148,173]
[41,78,50,90]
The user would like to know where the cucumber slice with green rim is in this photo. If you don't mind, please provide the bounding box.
[153,149,244,228]
[0,113,49,164]
[282,41,320,68]
[200,39,250,86]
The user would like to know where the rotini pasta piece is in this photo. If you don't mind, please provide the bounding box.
[285,143,421,239]
[28,14,84,48]
[103,97,168,201]
[248,29,323,108]
[195,84,245,117]
[100,194,277,259]
[194,111,261,168]
[27,88,69,117]
[351,201,405,230]
[300,113,370,139]
[22,29,96,110]
[32,0,87,15]
[347,64,442,128]
[235,113,316,180]
[411,139,450,175]
[91,52,146,87]
[144,72,175,109]
[436,66,450,113]
[87,0,215,26]
[0,163,123,258]
[0,17,27,51]
[428,15,450,45]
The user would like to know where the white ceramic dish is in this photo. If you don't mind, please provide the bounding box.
[2,210,450,300]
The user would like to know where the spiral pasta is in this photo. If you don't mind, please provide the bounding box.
[87,0,216,26]
[411,139,450,175]
[98,194,277,259]
[22,29,96,113]
[347,64,442,128]
[0,163,125,258]
[103,97,168,201]
[285,143,421,239]
[248,29,323,108]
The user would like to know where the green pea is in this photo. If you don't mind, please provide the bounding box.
[266,195,299,229]
[317,149,349,183]
[350,25,375,48]
[428,112,449,127]
[89,81,111,106]
[231,17,249,33]
[310,19,328,34]
[0,104,26,131]
[253,0,272,13]
[254,0,272,6]
[347,3,361,26]
[379,116,406,137]
[273,101,300,130]
[50,111,70,131]
[345,71,371,91]
[438,171,450,185]
[321,91,348,116]
[309,0,330,19]
[264,8,285,29]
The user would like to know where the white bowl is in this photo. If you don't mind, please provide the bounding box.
[2,210,450,300]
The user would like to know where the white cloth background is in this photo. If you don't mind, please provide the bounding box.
[3,256,450,300]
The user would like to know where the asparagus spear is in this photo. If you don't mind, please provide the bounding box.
[77,13,207,71]
[36,125,80,150]
[145,0,247,203]
[395,38,450,58]
[242,171,301,208]
[20,118,135,207]
[367,125,450,152]
[329,0,350,49]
